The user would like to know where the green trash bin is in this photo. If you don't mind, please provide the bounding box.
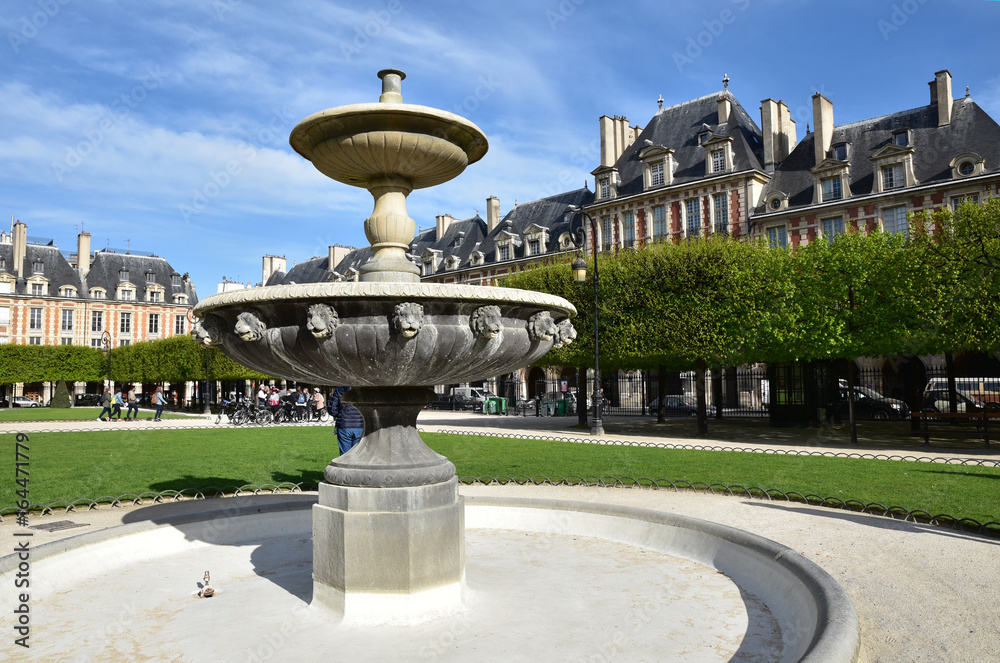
[496,397,507,415]
[555,399,570,416]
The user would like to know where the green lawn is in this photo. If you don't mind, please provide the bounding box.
[2,428,998,527]
[0,407,195,422]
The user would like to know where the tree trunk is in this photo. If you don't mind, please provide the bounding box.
[946,351,958,414]
[847,359,858,444]
[712,367,724,420]
[695,358,708,436]
[657,364,666,423]
[577,366,588,428]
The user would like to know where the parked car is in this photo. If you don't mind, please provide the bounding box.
[648,396,716,417]
[10,396,41,408]
[922,388,985,413]
[429,394,478,411]
[75,393,103,407]
[838,384,910,420]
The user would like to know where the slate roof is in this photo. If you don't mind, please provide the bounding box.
[0,243,84,295]
[83,251,198,304]
[609,92,766,198]
[757,97,1000,212]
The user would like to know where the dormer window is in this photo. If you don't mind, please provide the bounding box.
[146,271,156,283]
[527,239,540,256]
[822,176,842,201]
[949,153,985,179]
[174,294,188,304]
[640,144,675,191]
[90,288,105,299]
[599,178,610,199]
[470,251,485,267]
[59,286,77,297]
[650,162,664,187]
[498,245,510,261]
[150,291,162,303]
[711,149,725,173]
[119,288,134,301]
[171,274,181,286]
[698,131,711,144]
[881,164,904,190]
[892,130,908,147]
[832,144,848,161]
[32,260,44,274]
[31,282,45,296]
[119,269,129,282]
[0,257,6,270]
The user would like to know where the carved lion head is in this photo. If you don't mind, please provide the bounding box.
[470,305,503,339]
[306,303,339,339]
[234,309,266,342]
[192,315,226,348]
[393,302,424,338]
[552,319,578,349]
[527,311,558,342]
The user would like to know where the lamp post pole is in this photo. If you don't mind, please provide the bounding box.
[565,205,604,436]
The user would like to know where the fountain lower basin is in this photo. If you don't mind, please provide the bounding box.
[0,494,860,662]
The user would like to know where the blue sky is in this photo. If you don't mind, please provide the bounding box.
[3,0,999,295]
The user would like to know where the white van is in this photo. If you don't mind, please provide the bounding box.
[923,378,1000,408]
[450,387,493,403]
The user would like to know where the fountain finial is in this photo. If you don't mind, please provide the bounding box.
[378,69,406,103]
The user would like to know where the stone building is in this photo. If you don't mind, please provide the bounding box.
[0,221,198,403]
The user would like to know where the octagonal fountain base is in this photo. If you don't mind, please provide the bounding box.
[0,494,859,663]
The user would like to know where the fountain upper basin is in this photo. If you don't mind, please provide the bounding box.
[193,282,576,386]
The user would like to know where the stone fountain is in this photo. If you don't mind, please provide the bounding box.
[191,69,578,621]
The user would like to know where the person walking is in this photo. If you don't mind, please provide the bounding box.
[152,386,165,421]
[295,387,308,420]
[329,386,364,455]
[97,388,113,421]
[112,388,125,421]
[125,387,139,421]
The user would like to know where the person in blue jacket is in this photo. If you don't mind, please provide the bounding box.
[328,386,364,455]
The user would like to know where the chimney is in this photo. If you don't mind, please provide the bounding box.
[328,245,351,271]
[261,254,286,284]
[11,221,27,278]
[934,69,953,126]
[812,93,834,165]
[761,99,798,171]
[77,231,91,277]
[436,214,454,239]
[718,95,731,126]
[487,196,501,233]
[599,115,615,167]
[778,100,797,161]
[598,115,636,167]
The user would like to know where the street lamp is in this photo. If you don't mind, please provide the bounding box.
[101,330,112,389]
[565,205,604,436]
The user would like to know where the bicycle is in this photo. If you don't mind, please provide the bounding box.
[215,399,239,425]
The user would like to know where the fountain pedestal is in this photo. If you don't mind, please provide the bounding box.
[312,478,465,622]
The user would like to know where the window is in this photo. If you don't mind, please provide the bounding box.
[821,217,845,244]
[29,308,42,330]
[120,312,131,334]
[893,131,908,147]
[959,162,975,176]
[685,199,701,237]
[120,289,133,301]
[119,339,130,347]
[91,311,103,332]
[91,289,105,299]
[599,179,610,199]
[0,257,5,270]
[171,274,182,286]
[883,206,908,236]
[528,239,540,256]
[146,272,156,283]
[148,313,160,335]
[622,212,635,248]
[174,294,188,305]
[769,197,782,211]
[832,144,847,161]
[713,193,728,234]
[119,269,129,281]
[952,194,980,210]
[711,149,725,173]
[61,309,73,331]
[882,164,903,190]
[32,260,43,274]
[0,281,10,294]
[821,176,842,201]
[59,286,76,297]
[29,337,41,345]
[650,162,664,187]
[175,315,186,336]
[0,306,9,325]
[652,205,667,239]
[767,226,788,248]
[601,216,612,252]
[498,245,510,261]
[31,282,44,296]
[150,291,162,303]
[90,337,103,348]
[61,337,73,345]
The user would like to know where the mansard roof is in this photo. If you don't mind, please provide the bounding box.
[85,251,198,303]
[474,187,593,264]
[608,92,765,197]
[0,242,83,295]
[758,97,1000,212]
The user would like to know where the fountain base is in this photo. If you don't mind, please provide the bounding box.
[312,478,465,622]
